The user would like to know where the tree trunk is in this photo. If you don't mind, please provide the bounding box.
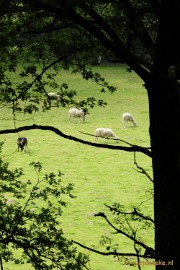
[148,0,180,268]
[148,76,180,269]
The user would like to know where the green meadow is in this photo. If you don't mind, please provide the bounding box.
[1,64,154,270]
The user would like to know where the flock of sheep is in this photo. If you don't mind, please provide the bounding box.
[17,93,137,152]
[68,107,136,142]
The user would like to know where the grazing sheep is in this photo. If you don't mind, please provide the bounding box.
[48,92,61,106]
[122,112,136,127]
[95,128,119,142]
[68,108,86,122]
[17,137,28,152]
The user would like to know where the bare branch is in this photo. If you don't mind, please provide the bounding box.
[72,239,150,259]
[79,131,151,149]
[134,152,153,182]
[0,124,152,157]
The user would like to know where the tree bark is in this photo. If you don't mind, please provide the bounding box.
[148,0,180,268]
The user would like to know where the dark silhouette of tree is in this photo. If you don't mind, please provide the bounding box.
[0,0,180,269]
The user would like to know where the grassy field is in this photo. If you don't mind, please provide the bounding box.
[0,64,154,270]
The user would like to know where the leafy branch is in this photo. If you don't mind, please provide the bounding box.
[0,151,90,270]
[72,208,158,268]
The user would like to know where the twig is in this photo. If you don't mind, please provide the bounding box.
[134,152,153,182]
[72,239,151,259]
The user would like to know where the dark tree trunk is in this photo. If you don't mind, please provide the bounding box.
[147,0,180,268]
[148,76,180,269]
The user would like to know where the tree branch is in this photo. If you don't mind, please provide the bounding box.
[21,0,151,82]
[94,212,152,251]
[0,124,152,157]
[105,204,154,224]
[72,239,151,259]
[22,22,74,35]
[13,47,92,103]
[93,212,162,259]
[134,152,153,182]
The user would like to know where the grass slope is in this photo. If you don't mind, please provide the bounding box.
[0,64,154,270]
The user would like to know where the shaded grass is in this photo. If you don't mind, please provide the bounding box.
[0,64,154,270]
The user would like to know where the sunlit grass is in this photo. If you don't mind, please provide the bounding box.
[0,64,154,270]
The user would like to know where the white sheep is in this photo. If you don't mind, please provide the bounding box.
[122,112,136,127]
[68,108,86,122]
[48,92,61,106]
[95,128,119,142]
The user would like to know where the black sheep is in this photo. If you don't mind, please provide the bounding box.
[17,137,28,152]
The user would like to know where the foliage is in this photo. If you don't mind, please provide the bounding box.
[0,0,155,268]
[1,0,180,269]
[0,0,118,115]
[0,144,90,269]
